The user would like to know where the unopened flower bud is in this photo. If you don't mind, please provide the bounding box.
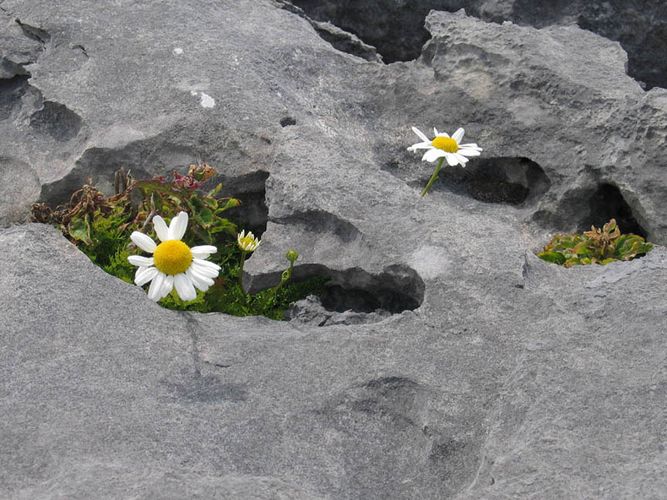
[286,249,299,264]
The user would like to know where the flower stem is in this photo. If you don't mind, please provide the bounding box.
[238,250,247,289]
[275,262,294,292]
[421,157,445,197]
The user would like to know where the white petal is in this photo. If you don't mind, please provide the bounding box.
[188,268,214,288]
[445,153,459,166]
[411,126,429,142]
[135,266,158,286]
[459,143,482,151]
[193,258,221,270]
[168,211,188,240]
[433,127,438,136]
[435,132,450,137]
[187,268,214,291]
[128,255,154,267]
[407,141,433,151]
[147,272,166,301]
[458,148,481,157]
[191,261,220,279]
[423,148,446,162]
[452,128,465,143]
[455,154,469,165]
[130,232,157,253]
[190,245,217,259]
[152,215,169,242]
[161,275,174,299]
[174,273,197,301]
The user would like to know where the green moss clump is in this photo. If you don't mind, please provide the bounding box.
[538,218,653,267]
[31,164,326,319]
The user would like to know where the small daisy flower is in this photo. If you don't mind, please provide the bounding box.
[127,211,220,302]
[236,230,261,288]
[408,126,482,196]
[408,126,482,166]
[237,230,260,252]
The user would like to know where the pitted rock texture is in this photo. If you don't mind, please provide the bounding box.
[291,0,667,90]
[1,0,666,498]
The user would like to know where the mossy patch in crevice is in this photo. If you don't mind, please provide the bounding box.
[537,218,653,268]
[31,164,326,320]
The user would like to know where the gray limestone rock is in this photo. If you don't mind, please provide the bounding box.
[292,0,667,90]
[0,0,666,498]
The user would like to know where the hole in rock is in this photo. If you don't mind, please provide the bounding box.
[435,157,550,205]
[248,209,424,322]
[534,182,649,238]
[218,170,269,236]
[279,263,424,326]
[280,116,297,127]
[317,264,424,313]
[0,75,30,121]
[584,183,647,237]
[290,0,446,62]
[30,101,82,141]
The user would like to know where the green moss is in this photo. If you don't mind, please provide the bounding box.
[537,219,653,267]
[32,165,327,320]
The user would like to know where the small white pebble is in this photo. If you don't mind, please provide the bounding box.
[199,92,215,108]
[173,47,184,55]
[189,90,215,108]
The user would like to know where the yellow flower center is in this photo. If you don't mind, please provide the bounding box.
[432,136,459,153]
[153,240,192,275]
[238,236,256,251]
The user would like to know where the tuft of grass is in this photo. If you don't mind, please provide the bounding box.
[538,218,653,267]
[32,164,327,319]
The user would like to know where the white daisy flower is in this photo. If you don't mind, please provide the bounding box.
[408,126,482,167]
[237,230,260,252]
[127,211,220,302]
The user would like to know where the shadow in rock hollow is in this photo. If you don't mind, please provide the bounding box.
[432,156,551,206]
[534,182,649,238]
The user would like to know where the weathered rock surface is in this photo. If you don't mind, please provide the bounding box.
[292,0,667,90]
[1,0,666,498]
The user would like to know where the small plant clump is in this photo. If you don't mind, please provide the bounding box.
[31,163,326,320]
[538,218,653,267]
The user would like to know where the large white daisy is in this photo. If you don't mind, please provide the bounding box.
[408,126,482,166]
[127,211,220,302]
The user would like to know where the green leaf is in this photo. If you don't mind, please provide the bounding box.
[573,241,592,257]
[538,251,566,265]
[197,207,214,224]
[207,183,223,197]
[68,216,92,245]
[217,198,241,213]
